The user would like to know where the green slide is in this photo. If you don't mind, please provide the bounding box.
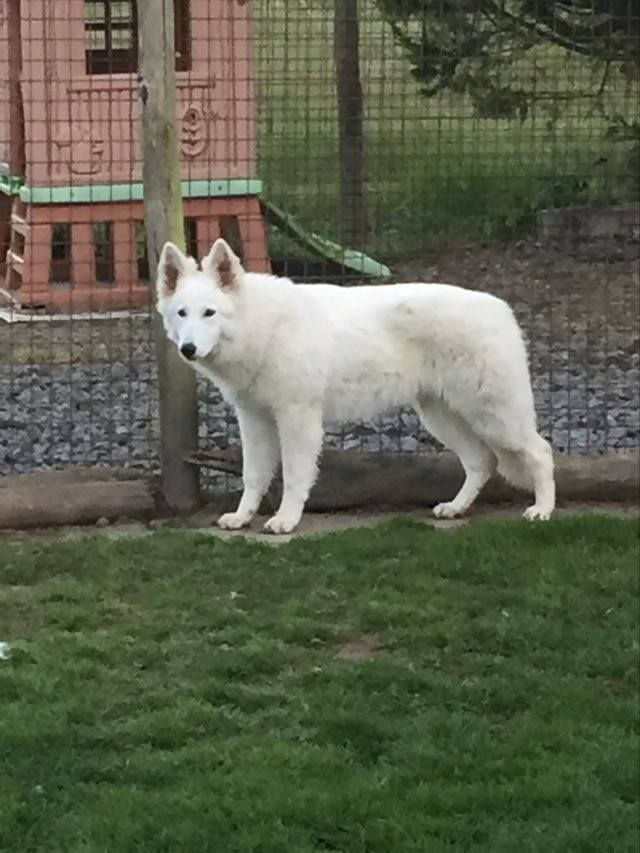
[261,198,391,278]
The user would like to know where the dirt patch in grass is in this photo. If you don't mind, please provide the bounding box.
[334,633,385,661]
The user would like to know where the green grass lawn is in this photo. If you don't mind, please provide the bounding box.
[1,518,638,852]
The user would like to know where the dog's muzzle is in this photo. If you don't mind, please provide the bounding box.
[180,343,196,361]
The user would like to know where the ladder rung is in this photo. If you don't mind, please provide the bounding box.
[6,249,25,270]
[10,213,29,236]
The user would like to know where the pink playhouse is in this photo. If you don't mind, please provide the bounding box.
[0,0,269,312]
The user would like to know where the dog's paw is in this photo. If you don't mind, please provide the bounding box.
[263,514,299,535]
[217,512,251,530]
[523,504,552,522]
[433,501,464,519]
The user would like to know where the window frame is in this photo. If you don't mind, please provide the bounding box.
[92,220,116,285]
[50,222,73,285]
[85,0,191,75]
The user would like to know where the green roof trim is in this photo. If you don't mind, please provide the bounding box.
[0,172,25,196]
[261,198,391,279]
[12,174,390,279]
[20,178,263,204]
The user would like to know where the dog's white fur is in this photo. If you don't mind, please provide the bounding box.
[156,238,555,533]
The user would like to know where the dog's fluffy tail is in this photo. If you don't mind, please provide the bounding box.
[496,450,532,491]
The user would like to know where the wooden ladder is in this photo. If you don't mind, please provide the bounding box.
[3,197,28,297]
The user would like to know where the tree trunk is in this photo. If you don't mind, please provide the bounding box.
[138,0,200,513]
[334,0,367,248]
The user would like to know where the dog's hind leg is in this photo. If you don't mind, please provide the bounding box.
[263,405,324,534]
[456,410,555,521]
[416,396,496,518]
[519,434,555,521]
[218,407,280,530]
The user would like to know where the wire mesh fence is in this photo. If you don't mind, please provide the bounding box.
[1,0,638,483]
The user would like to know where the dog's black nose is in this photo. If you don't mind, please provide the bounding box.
[180,343,196,360]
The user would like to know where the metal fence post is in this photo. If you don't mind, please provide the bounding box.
[137,0,200,513]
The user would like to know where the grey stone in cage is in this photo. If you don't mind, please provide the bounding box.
[537,203,640,243]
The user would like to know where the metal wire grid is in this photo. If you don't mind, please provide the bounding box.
[253,0,639,458]
[1,0,156,473]
[1,0,638,482]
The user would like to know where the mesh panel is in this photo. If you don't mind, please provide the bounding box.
[1,0,638,484]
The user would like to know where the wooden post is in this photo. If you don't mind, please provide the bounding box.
[138,0,200,513]
[334,0,367,248]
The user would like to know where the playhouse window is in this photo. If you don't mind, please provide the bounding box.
[93,221,115,284]
[50,224,72,284]
[184,217,198,260]
[85,1,191,75]
[135,217,197,283]
[135,221,150,281]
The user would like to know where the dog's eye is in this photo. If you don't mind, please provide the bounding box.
[203,308,216,318]
[177,308,187,318]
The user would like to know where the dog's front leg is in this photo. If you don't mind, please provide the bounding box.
[218,407,280,530]
[263,405,323,534]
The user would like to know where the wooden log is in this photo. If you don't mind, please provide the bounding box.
[0,469,156,530]
[187,447,640,511]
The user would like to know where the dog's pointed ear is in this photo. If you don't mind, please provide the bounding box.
[157,242,190,299]
[201,238,243,290]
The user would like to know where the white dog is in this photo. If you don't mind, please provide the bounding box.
[157,239,555,533]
